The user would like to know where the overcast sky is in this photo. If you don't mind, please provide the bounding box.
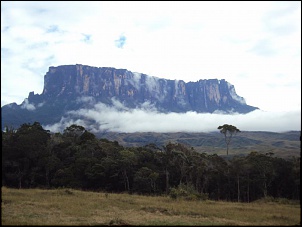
[1,1,301,132]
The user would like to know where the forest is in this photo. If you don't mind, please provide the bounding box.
[2,122,300,202]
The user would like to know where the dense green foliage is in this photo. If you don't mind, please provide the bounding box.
[2,122,300,202]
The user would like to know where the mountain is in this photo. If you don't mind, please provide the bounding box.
[1,64,258,130]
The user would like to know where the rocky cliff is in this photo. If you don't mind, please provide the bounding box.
[1,64,258,130]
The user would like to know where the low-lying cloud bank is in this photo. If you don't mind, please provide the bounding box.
[43,100,301,134]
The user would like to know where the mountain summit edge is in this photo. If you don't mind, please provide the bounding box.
[1,64,259,131]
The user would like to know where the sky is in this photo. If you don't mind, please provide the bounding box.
[1,1,301,133]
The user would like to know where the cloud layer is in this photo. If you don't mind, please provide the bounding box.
[1,2,301,112]
[43,99,301,133]
[1,1,301,133]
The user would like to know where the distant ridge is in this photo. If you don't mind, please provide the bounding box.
[96,131,300,158]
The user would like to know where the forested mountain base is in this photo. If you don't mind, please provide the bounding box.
[2,122,300,202]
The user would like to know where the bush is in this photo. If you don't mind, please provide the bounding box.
[254,196,299,205]
[169,183,208,201]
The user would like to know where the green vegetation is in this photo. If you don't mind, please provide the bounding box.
[169,183,209,201]
[97,130,300,158]
[2,122,300,203]
[2,187,300,226]
[218,124,241,155]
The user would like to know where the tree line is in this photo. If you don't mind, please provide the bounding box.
[2,122,300,202]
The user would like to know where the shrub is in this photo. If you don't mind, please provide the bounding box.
[254,196,299,205]
[169,183,208,201]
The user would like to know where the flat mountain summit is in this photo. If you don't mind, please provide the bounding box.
[1,64,258,130]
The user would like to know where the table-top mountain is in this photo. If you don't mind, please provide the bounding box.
[1,64,258,130]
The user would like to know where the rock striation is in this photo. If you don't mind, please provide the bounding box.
[1,64,258,130]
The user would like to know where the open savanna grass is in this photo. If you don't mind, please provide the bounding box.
[1,187,300,226]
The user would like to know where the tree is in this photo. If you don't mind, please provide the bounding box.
[217,124,240,156]
[2,122,51,188]
[160,142,180,194]
[133,167,159,194]
[63,124,86,144]
[246,152,276,199]
[230,156,248,202]
[118,149,137,192]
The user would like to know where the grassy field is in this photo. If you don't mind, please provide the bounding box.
[1,187,300,226]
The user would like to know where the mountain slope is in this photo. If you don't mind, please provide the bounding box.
[1,64,258,130]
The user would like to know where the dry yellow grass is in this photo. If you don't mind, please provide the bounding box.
[1,187,300,225]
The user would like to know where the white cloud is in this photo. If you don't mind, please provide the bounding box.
[1,1,301,132]
[21,99,36,111]
[43,100,301,133]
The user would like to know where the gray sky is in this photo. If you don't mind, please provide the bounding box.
[1,1,301,132]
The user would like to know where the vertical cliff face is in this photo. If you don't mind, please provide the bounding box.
[39,64,257,113]
[1,64,258,130]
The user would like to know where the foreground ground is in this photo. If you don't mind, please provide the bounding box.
[1,187,300,226]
